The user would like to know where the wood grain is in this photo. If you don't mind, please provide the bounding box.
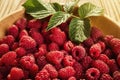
[0,0,120,24]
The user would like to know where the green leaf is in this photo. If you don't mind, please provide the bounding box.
[78,2,104,19]
[69,18,90,43]
[50,3,62,11]
[46,11,71,31]
[23,0,55,19]
[29,10,54,19]
[63,0,79,13]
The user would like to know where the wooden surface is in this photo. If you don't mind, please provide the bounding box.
[0,0,120,24]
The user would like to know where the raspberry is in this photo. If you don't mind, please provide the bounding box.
[37,56,47,70]
[29,64,39,76]
[83,37,94,47]
[19,36,36,50]
[11,42,19,51]
[7,25,19,38]
[8,67,24,80]
[68,76,76,80]
[19,29,28,39]
[103,35,114,45]
[46,51,64,64]
[73,62,83,79]
[100,74,113,80]
[90,27,103,42]
[43,64,58,78]
[15,47,26,57]
[63,55,75,66]
[28,19,41,29]
[58,66,75,79]
[117,53,120,67]
[48,42,59,51]
[81,56,93,70]
[0,44,9,57]
[2,35,15,46]
[113,71,120,80]
[98,41,106,51]
[30,29,44,45]
[107,59,119,73]
[98,54,109,63]
[35,69,50,80]
[72,46,86,61]
[109,38,120,56]
[0,66,11,78]
[85,68,100,80]
[92,60,109,74]
[64,41,74,52]
[1,51,16,66]
[52,78,60,80]
[35,44,47,57]
[15,18,27,30]
[89,43,102,59]
[20,55,35,70]
[49,28,66,46]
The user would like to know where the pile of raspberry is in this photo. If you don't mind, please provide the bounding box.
[0,17,120,80]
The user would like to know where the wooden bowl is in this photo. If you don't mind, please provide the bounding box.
[0,6,120,39]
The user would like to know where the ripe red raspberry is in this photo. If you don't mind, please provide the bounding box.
[52,78,60,80]
[28,19,41,29]
[43,64,58,78]
[48,42,59,51]
[85,68,100,80]
[113,71,120,80]
[100,74,113,80]
[30,29,44,45]
[15,47,26,57]
[98,54,109,63]
[37,56,47,70]
[89,43,102,59]
[15,18,27,30]
[83,37,94,47]
[103,35,114,45]
[2,35,15,46]
[64,41,74,52]
[107,59,119,73]
[35,44,47,57]
[8,67,24,80]
[73,62,83,79]
[90,27,103,42]
[46,51,64,64]
[29,64,39,76]
[19,29,28,39]
[1,51,16,66]
[20,55,35,70]
[92,60,109,74]
[58,66,75,79]
[68,76,76,80]
[11,42,19,51]
[0,44,9,57]
[81,56,93,70]
[109,38,120,56]
[19,36,36,50]
[35,69,50,80]
[72,46,86,61]
[117,53,120,67]
[49,28,66,46]
[63,55,75,67]
[8,25,19,38]
[98,41,106,51]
